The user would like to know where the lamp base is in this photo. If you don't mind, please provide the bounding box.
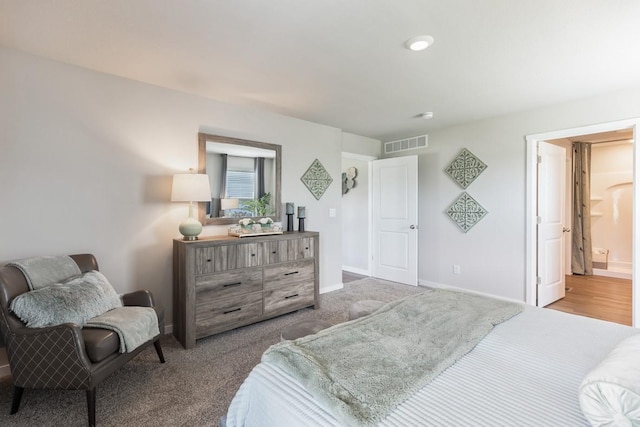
[179,217,203,241]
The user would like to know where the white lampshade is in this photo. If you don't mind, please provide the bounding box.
[171,173,211,202]
[171,171,211,241]
[221,198,239,210]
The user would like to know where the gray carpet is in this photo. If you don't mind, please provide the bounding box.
[0,278,425,427]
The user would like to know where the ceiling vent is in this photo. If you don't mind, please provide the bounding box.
[384,135,428,154]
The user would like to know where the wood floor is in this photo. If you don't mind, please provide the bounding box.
[546,274,632,326]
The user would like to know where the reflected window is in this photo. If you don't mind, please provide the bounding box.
[226,170,255,200]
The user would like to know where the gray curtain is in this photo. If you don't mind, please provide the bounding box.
[255,157,265,198]
[217,154,228,216]
[572,142,593,275]
[220,154,228,198]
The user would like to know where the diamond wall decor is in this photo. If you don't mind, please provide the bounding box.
[301,159,333,200]
[445,148,487,189]
[446,192,488,233]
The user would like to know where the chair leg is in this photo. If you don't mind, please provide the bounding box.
[154,340,166,363]
[10,386,24,414]
[86,388,96,427]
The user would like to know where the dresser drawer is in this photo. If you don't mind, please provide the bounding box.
[195,267,263,301]
[265,237,315,264]
[195,245,238,274]
[236,242,265,268]
[264,281,315,314]
[263,259,315,290]
[195,291,263,338]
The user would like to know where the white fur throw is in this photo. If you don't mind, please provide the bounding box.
[10,270,122,328]
[579,333,640,426]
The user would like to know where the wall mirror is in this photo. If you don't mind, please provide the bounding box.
[198,133,282,225]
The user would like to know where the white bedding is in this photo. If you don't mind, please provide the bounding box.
[226,306,638,426]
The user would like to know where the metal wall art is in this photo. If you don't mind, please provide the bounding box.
[445,148,487,189]
[301,159,333,200]
[342,166,358,195]
[446,192,488,233]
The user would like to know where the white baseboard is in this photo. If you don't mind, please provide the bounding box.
[593,268,632,279]
[418,279,524,304]
[342,265,370,276]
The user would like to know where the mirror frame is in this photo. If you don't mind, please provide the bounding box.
[198,132,282,226]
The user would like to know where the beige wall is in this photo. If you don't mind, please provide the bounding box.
[591,143,634,267]
[0,46,348,334]
[385,87,640,301]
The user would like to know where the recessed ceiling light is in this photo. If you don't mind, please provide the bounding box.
[406,35,434,51]
[421,112,434,120]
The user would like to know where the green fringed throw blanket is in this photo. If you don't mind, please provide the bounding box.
[263,289,523,426]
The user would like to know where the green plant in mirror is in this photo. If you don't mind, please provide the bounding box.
[241,192,273,217]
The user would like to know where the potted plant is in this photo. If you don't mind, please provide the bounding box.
[259,217,274,230]
[238,218,255,230]
[241,193,273,217]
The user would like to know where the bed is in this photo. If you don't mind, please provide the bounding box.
[225,289,640,426]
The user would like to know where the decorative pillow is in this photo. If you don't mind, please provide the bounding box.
[10,270,123,328]
[579,334,640,426]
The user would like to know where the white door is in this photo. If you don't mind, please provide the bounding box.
[372,156,418,286]
[537,142,566,306]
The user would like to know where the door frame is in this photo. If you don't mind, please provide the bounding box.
[525,118,640,326]
[341,152,377,277]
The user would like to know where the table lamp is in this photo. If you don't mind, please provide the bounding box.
[221,198,239,217]
[171,169,211,240]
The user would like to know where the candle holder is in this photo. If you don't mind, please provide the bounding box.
[286,202,295,231]
[297,206,306,232]
[287,213,294,231]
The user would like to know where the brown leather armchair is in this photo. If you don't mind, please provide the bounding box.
[0,254,165,426]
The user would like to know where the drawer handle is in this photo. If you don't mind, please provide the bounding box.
[251,253,256,257]
[305,247,309,250]
[284,271,299,276]
[272,251,277,254]
[206,259,212,262]
[223,308,241,314]
[284,294,299,299]
[223,282,242,288]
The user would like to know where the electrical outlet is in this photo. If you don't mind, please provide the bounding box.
[453,264,461,275]
[329,208,336,217]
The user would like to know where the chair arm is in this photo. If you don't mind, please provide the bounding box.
[6,323,93,389]
[121,290,155,307]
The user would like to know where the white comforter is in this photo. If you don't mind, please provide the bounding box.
[226,306,638,426]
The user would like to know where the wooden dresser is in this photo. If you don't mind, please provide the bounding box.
[172,231,319,349]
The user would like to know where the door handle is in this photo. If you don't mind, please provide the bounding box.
[410,225,417,230]
[563,227,571,233]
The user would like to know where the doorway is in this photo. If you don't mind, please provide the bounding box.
[525,119,640,326]
[341,152,376,278]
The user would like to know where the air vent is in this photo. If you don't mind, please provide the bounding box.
[384,135,428,154]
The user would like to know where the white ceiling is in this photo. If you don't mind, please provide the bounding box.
[2,0,640,141]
